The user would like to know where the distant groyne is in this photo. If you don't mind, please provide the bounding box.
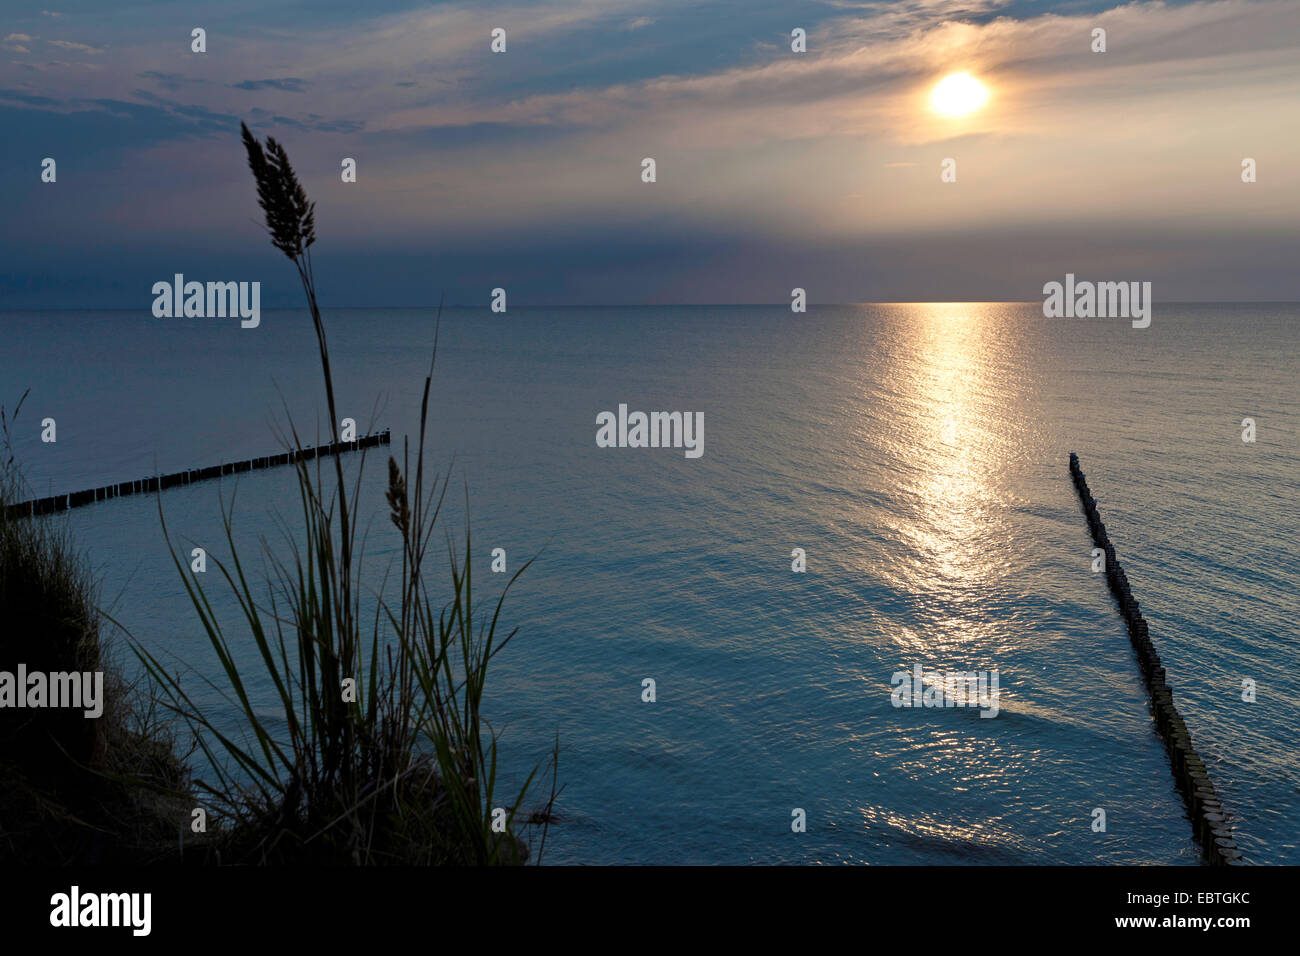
[1069,452,1241,865]
[3,429,390,520]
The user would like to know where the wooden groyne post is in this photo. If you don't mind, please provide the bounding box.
[1069,452,1241,865]
[3,429,391,520]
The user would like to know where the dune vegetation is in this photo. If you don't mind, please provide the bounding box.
[0,125,556,865]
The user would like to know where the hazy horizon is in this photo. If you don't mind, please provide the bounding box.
[6,298,1300,311]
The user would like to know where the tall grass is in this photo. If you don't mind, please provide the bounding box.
[132,124,556,864]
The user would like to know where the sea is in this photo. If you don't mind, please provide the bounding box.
[1,303,1296,864]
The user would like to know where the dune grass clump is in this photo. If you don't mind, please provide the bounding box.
[0,396,191,865]
[132,124,556,865]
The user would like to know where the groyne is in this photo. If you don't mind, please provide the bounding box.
[1068,452,1241,865]
[3,429,390,520]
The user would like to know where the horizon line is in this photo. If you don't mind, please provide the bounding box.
[4,299,1300,313]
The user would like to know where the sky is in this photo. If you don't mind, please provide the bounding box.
[2,0,1298,307]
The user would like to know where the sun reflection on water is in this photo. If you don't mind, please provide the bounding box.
[896,304,1010,600]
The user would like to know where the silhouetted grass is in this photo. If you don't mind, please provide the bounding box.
[131,124,556,864]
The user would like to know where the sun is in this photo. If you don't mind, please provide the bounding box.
[930,72,989,117]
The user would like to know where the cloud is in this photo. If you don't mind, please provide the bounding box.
[2,0,1298,302]
[231,77,309,92]
[358,0,1300,248]
[41,10,62,17]
[3,33,35,53]
[0,1,684,141]
[265,114,364,133]
[138,70,205,92]
[49,39,103,53]
[0,89,59,106]
[625,17,655,30]
[373,0,1300,154]
[241,104,364,133]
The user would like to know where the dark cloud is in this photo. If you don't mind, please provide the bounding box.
[123,91,355,135]
[4,225,1297,311]
[231,78,308,93]
[242,113,363,133]
[137,70,205,92]
[0,89,60,107]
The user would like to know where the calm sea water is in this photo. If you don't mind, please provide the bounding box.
[2,303,1296,864]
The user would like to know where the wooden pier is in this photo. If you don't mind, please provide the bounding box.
[1069,452,1241,865]
[3,429,390,520]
